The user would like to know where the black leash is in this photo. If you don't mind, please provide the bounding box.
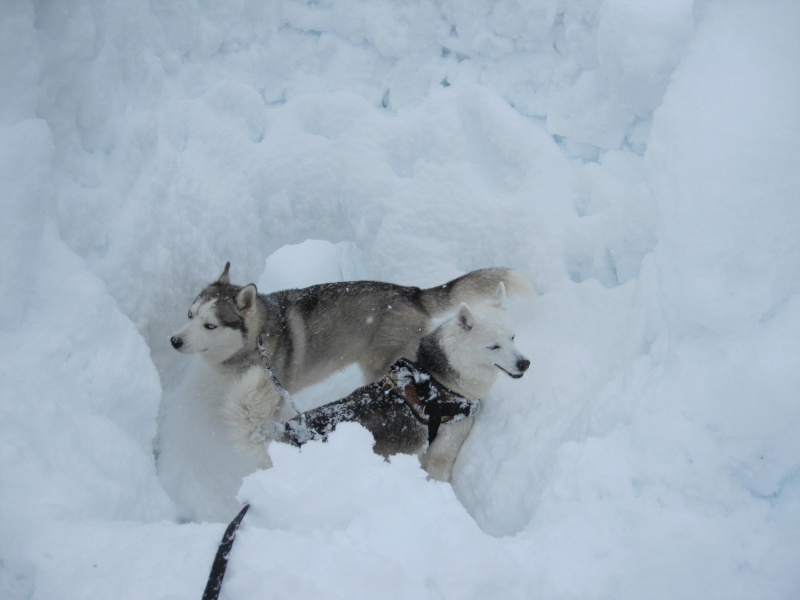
[201,503,250,600]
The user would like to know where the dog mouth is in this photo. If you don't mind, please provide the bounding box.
[494,364,525,379]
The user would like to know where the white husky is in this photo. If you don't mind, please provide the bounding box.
[224,283,530,481]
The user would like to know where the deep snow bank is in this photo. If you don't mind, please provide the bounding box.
[229,425,530,600]
[2,0,800,598]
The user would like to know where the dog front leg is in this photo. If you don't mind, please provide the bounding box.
[420,418,473,482]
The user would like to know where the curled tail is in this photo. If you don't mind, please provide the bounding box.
[420,268,534,315]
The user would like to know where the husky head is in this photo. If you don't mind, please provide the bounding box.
[420,282,530,398]
[170,263,260,367]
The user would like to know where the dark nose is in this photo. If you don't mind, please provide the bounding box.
[170,336,183,349]
[517,358,530,372]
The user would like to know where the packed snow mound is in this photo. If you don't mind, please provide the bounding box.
[240,423,468,532]
[232,424,528,600]
[0,221,172,519]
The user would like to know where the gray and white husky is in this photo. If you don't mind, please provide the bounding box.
[224,284,530,481]
[170,263,532,392]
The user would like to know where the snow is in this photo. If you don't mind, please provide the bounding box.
[1,0,799,598]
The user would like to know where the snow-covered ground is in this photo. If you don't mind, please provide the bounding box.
[2,1,799,598]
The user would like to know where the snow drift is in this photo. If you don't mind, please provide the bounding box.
[1,0,799,598]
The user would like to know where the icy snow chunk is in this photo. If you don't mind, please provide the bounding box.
[547,0,693,150]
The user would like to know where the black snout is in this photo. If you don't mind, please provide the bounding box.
[517,358,531,373]
[170,336,183,350]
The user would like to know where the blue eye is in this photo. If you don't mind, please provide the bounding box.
[488,344,500,350]
[204,323,217,330]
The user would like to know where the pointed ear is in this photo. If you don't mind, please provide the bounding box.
[217,262,231,284]
[237,284,258,316]
[490,281,507,309]
[457,303,475,331]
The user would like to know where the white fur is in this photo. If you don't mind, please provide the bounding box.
[221,365,299,468]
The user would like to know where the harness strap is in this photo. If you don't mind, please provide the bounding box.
[201,503,250,600]
[382,383,444,443]
[425,401,442,444]
[384,359,475,444]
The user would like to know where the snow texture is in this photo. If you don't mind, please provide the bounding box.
[1,0,799,598]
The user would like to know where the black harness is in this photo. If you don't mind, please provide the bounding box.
[384,357,479,443]
[279,357,478,448]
